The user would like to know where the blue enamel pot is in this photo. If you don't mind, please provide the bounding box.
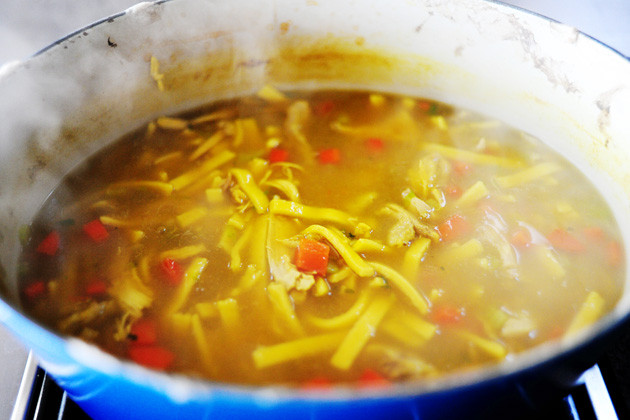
[0,0,629,418]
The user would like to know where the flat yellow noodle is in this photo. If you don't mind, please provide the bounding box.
[229,168,269,214]
[170,150,235,191]
[230,224,253,272]
[249,215,269,272]
[263,180,300,202]
[455,181,489,208]
[156,117,187,130]
[330,294,395,370]
[351,238,389,253]
[456,330,507,359]
[495,162,561,189]
[402,237,431,279]
[302,225,374,277]
[191,313,215,374]
[165,257,209,314]
[305,288,372,330]
[267,282,304,337]
[107,181,173,196]
[231,265,265,297]
[270,199,357,229]
[385,307,436,341]
[195,302,218,319]
[422,143,523,168]
[257,85,288,103]
[564,291,606,337]
[190,108,238,126]
[154,152,183,165]
[189,131,225,161]
[176,207,208,228]
[532,245,565,281]
[216,298,240,330]
[437,239,484,265]
[252,332,345,369]
[205,188,224,204]
[369,262,429,315]
[159,244,207,260]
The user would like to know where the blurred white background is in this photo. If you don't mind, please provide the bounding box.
[0,0,629,65]
[0,0,628,418]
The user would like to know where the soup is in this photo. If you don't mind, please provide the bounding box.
[19,88,624,387]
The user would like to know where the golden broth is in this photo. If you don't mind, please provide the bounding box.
[19,89,624,386]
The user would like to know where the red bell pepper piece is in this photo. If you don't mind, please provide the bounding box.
[444,185,462,198]
[83,219,109,242]
[365,138,384,153]
[269,148,289,163]
[607,241,623,267]
[130,318,158,345]
[160,258,184,286]
[432,305,464,325]
[358,369,391,388]
[510,227,532,249]
[314,100,335,117]
[85,278,108,296]
[295,238,330,276]
[128,345,174,370]
[301,376,332,391]
[24,280,46,299]
[453,161,472,175]
[36,231,60,256]
[318,148,341,164]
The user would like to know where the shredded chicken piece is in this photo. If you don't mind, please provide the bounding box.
[58,301,117,333]
[331,108,421,142]
[366,344,437,380]
[285,100,314,162]
[271,255,316,291]
[380,204,439,246]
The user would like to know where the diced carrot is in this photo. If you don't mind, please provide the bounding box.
[130,318,158,345]
[365,138,384,153]
[85,278,108,296]
[453,161,472,175]
[295,238,330,276]
[24,280,46,299]
[547,228,585,253]
[301,376,332,390]
[444,185,462,198]
[160,258,184,286]
[582,226,605,242]
[36,231,60,256]
[547,325,564,340]
[314,100,335,117]
[318,148,341,164]
[607,241,623,267]
[83,219,109,243]
[432,305,464,325]
[358,369,391,388]
[437,214,471,241]
[510,227,532,248]
[269,148,289,163]
[128,345,174,370]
